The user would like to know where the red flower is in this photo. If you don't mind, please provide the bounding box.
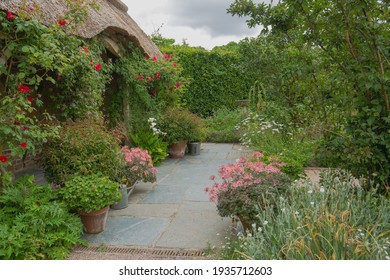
[147,76,153,83]
[0,156,8,163]
[94,64,102,71]
[176,81,182,89]
[137,74,143,81]
[17,85,30,93]
[82,47,89,53]
[7,11,16,19]
[173,62,177,67]
[152,56,157,62]
[57,73,61,80]
[90,59,93,66]
[164,53,170,59]
[27,97,34,103]
[150,89,157,95]
[154,71,161,79]
[14,121,20,126]
[20,142,27,148]
[22,126,28,131]
[145,54,149,60]
[58,19,67,26]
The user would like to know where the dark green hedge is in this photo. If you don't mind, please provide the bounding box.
[163,46,253,117]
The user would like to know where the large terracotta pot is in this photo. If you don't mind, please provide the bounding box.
[79,206,109,234]
[168,140,187,158]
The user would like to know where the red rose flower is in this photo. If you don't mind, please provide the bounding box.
[145,54,149,60]
[7,11,16,19]
[154,71,161,79]
[176,81,182,89]
[94,64,102,71]
[57,74,61,80]
[18,84,30,93]
[147,76,153,83]
[82,47,89,53]
[14,121,20,126]
[173,62,177,67]
[58,19,67,26]
[22,126,28,131]
[137,74,143,81]
[0,156,8,163]
[152,56,157,62]
[20,142,27,148]
[27,97,34,103]
[151,89,157,95]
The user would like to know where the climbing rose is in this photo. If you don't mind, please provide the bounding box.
[94,64,101,71]
[27,97,33,103]
[58,19,67,26]
[20,142,27,148]
[0,156,8,163]
[17,85,30,93]
[152,56,157,62]
[7,11,16,19]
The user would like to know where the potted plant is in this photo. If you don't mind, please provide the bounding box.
[158,108,205,158]
[111,146,158,210]
[60,174,121,234]
[205,152,292,232]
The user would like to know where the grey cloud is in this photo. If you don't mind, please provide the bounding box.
[166,0,258,37]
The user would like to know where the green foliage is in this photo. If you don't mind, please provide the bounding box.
[130,130,168,166]
[60,174,121,213]
[0,176,84,260]
[0,8,111,185]
[237,112,315,178]
[159,44,253,117]
[111,46,185,133]
[158,108,206,145]
[204,109,245,143]
[228,0,389,189]
[224,170,390,260]
[40,119,123,185]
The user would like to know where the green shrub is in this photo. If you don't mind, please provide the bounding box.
[60,174,121,213]
[204,109,244,143]
[0,176,84,260]
[130,130,168,166]
[158,108,206,145]
[224,170,390,260]
[40,119,123,184]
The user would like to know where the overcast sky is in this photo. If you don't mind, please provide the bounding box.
[121,0,263,49]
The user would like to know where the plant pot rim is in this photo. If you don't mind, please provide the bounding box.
[79,205,110,215]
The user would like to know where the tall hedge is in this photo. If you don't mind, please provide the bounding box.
[162,46,253,117]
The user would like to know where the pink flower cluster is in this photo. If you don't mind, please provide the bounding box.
[121,146,157,184]
[205,152,285,203]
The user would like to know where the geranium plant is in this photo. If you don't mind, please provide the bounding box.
[120,146,158,185]
[205,151,292,230]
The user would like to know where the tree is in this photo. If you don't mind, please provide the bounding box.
[229,0,389,188]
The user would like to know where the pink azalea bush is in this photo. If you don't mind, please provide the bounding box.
[120,146,158,185]
[205,151,292,229]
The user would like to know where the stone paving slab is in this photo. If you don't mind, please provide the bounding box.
[84,216,168,246]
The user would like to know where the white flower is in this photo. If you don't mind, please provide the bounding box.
[308,190,313,194]
[320,187,325,193]
[295,211,299,215]
[263,220,268,225]
[310,202,315,206]
[258,227,263,232]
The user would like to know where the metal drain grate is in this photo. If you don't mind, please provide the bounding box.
[71,244,206,260]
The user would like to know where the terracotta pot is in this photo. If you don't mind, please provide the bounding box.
[79,206,109,234]
[168,140,187,158]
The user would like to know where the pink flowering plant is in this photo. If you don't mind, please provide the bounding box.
[120,146,158,185]
[205,152,292,228]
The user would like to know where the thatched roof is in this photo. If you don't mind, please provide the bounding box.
[0,0,162,58]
